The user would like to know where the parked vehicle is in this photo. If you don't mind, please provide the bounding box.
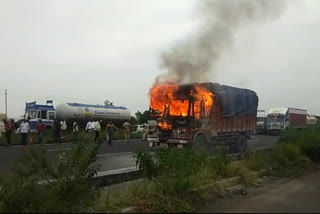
[55,102,131,127]
[24,101,131,132]
[266,107,307,134]
[132,124,145,133]
[307,114,317,125]
[256,110,267,134]
[147,83,258,153]
[25,101,56,131]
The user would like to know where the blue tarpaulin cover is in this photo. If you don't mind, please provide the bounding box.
[200,83,259,116]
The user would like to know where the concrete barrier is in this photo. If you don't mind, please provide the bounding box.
[91,146,275,187]
[92,166,142,187]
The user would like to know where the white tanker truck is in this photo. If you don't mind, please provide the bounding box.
[24,101,131,131]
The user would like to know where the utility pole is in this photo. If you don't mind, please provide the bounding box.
[5,89,7,119]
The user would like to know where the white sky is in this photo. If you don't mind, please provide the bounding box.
[0,0,319,118]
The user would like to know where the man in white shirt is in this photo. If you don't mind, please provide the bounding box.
[72,122,79,143]
[94,120,101,142]
[60,120,67,139]
[85,120,95,142]
[19,119,30,145]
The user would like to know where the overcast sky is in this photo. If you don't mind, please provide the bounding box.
[0,0,319,118]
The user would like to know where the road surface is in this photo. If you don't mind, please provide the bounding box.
[199,167,320,213]
[0,135,279,176]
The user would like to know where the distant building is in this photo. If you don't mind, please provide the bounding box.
[0,113,5,120]
[0,113,5,133]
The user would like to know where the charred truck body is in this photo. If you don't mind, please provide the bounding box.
[148,83,259,153]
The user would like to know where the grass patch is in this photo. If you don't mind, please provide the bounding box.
[95,125,320,213]
[0,141,100,213]
[3,124,320,213]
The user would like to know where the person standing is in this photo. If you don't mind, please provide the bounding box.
[53,119,61,143]
[3,119,13,146]
[10,119,16,132]
[19,119,30,145]
[122,121,131,143]
[0,122,2,144]
[85,120,95,142]
[142,123,148,141]
[106,121,117,145]
[60,120,67,139]
[94,120,101,142]
[36,119,45,143]
[72,121,79,143]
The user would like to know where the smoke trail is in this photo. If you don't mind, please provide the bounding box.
[155,0,286,85]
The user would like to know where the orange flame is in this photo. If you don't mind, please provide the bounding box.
[149,83,213,119]
[158,120,173,130]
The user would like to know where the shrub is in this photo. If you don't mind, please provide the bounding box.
[246,152,270,171]
[0,141,100,213]
[132,148,213,212]
[134,150,158,180]
[305,145,320,162]
[226,162,256,186]
[279,124,320,164]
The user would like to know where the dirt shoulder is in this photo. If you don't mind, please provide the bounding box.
[198,164,320,213]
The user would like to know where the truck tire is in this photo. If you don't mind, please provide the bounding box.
[235,135,247,153]
[192,133,208,151]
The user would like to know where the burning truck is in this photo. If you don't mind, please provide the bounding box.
[147,82,259,153]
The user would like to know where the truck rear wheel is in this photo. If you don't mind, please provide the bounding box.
[235,135,247,153]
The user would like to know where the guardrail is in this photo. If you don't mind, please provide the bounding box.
[92,146,275,187]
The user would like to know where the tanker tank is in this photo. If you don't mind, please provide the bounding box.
[55,103,131,127]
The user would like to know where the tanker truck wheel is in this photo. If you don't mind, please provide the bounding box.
[235,135,247,153]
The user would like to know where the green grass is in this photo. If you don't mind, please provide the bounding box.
[94,126,320,213]
[279,123,320,163]
[0,141,100,213]
[3,124,320,213]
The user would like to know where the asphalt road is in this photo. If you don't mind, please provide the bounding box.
[0,135,279,176]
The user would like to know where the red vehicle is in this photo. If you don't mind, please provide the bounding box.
[147,82,259,153]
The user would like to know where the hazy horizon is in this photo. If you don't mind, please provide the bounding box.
[1,0,319,118]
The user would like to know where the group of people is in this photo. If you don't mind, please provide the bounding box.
[1,118,44,146]
[85,120,131,144]
[1,118,133,146]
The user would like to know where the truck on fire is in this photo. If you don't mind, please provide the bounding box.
[147,82,258,153]
[266,107,307,134]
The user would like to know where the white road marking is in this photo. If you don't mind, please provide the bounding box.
[46,150,135,157]
[97,152,133,158]
[45,142,72,146]
[47,148,71,152]
[248,139,260,142]
[96,166,138,177]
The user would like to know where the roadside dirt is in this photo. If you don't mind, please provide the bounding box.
[197,164,320,213]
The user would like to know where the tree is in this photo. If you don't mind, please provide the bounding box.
[130,116,138,125]
[135,110,149,124]
[104,100,113,106]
